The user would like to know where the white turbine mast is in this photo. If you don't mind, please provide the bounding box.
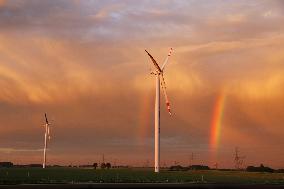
[145,48,173,173]
[43,113,51,169]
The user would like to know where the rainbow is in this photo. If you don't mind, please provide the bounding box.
[210,91,227,150]
[137,92,152,143]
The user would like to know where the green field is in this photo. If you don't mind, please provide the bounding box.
[0,168,284,185]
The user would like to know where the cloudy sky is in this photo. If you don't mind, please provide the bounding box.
[0,0,283,168]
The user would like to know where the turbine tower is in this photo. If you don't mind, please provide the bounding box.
[43,113,51,168]
[145,48,173,173]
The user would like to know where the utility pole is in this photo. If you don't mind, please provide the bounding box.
[114,158,117,167]
[234,147,245,170]
[188,152,194,167]
[162,161,167,168]
[214,162,218,170]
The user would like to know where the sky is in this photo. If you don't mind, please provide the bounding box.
[0,0,284,168]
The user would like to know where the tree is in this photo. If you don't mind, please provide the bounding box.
[0,162,13,168]
[93,163,98,170]
[101,163,106,169]
[260,164,264,168]
[246,164,274,173]
[106,163,112,169]
[169,165,184,171]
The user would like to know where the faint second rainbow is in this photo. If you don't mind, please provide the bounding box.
[210,90,227,150]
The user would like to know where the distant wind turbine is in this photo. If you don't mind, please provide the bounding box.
[145,48,173,173]
[43,113,51,169]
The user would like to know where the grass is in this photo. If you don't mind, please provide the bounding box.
[0,168,284,185]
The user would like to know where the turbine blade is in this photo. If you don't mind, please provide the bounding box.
[160,74,172,115]
[161,48,173,71]
[145,49,162,73]
[45,113,49,125]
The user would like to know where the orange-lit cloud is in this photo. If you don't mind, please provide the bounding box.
[0,0,284,168]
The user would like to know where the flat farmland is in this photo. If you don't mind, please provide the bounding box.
[0,168,283,185]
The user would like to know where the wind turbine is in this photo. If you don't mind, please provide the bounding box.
[145,48,173,173]
[43,113,51,169]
